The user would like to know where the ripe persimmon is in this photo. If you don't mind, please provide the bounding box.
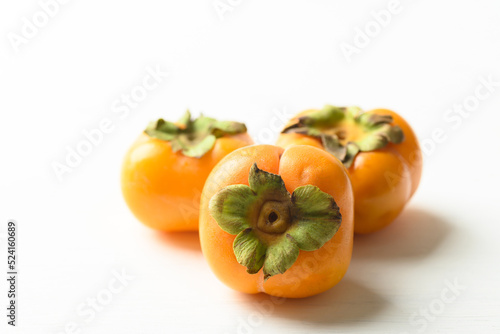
[121,111,253,231]
[199,144,354,298]
[277,106,422,234]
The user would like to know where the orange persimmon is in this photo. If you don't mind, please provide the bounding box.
[199,144,354,298]
[276,105,422,234]
[121,111,253,231]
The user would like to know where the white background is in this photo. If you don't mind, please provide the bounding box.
[1,0,500,333]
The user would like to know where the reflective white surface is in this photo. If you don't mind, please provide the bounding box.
[1,0,499,333]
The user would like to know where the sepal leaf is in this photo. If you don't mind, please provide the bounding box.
[212,121,247,137]
[289,185,342,251]
[177,110,192,128]
[181,135,217,158]
[145,119,178,141]
[248,163,290,201]
[209,185,257,235]
[263,234,300,280]
[233,228,267,274]
[145,111,247,158]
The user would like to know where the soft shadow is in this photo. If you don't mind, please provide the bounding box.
[238,279,387,325]
[235,208,450,326]
[353,207,452,260]
[154,231,201,252]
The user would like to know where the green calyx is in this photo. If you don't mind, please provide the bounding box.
[209,163,342,280]
[282,105,405,168]
[145,110,247,158]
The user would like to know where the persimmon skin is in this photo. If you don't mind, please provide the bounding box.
[121,132,253,231]
[276,108,422,234]
[199,145,354,298]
